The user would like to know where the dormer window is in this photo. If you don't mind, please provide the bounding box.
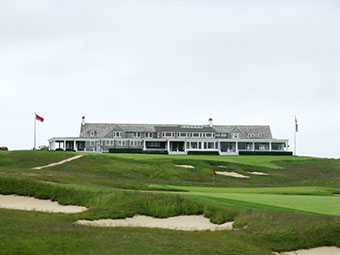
[113,132,121,137]
[90,130,96,137]
[133,132,141,138]
[232,133,239,139]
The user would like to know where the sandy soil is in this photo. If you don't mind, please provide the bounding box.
[274,246,340,255]
[32,155,84,169]
[215,171,249,178]
[246,171,269,176]
[0,194,87,213]
[175,164,195,169]
[76,215,234,231]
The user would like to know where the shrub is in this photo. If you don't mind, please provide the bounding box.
[108,148,168,154]
[187,151,219,155]
[239,151,293,156]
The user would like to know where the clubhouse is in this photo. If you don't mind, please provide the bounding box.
[48,117,289,155]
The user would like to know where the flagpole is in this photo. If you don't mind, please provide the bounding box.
[294,115,296,156]
[34,113,36,150]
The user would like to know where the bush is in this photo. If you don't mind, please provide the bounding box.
[108,148,168,154]
[187,151,219,155]
[239,151,293,156]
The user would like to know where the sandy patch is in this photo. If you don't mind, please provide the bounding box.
[32,155,84,170]
[217,165,226,168]
[0,194,87,213]
[274,246,340,255]
[215,171,249,178]
[76,215,234,231]
[246,171,269,176]
[175,164,195,169]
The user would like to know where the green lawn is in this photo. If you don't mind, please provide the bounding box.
[0,151,339,254]
[106,153,309,169]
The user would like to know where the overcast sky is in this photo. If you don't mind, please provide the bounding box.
[0,0,339,158]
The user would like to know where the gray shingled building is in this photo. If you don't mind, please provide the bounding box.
[48,117,289,155]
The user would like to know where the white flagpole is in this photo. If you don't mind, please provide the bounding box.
[34,112,36,150]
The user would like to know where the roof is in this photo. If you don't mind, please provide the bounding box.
[80,123,273,139]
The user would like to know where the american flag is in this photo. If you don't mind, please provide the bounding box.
[295,117,298,132]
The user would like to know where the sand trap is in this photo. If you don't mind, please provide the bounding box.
[76,215,234,231]
[275,246,340,255]
[246,171,269,176]
[215,171,249,178]
[32,155,84,169]
[175,164,195,169]
[0,194,87,213]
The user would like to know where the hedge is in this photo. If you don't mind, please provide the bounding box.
[108,148,168,154]
[238,151,293,156]
[187,151,219,155]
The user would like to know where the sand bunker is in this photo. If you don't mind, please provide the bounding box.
[175,164,195,169]
[0,194,87,213]
[215,171,249,178]
[246,171,269,176]
[274,246,340,255]
[76,215,234,231]
[32,155,84,170]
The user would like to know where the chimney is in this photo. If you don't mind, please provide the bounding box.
[208,118,213,127]
[82,116,85,126]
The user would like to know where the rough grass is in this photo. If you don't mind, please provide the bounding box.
[0,151,339,254]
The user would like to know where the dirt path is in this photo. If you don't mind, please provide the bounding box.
[76,215,234,231]
[32,155,84,169]
[0,194,87,213]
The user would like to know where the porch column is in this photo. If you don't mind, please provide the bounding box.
[269,142,272,151]
[235,142,238,153]
[74,141,77,151]
[63,140,66,150]
[143,140,146,151]
[167,140,170,153]
[252,142,255,151]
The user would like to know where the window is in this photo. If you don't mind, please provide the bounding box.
[106,140,110,146]
[113,132,121,137]
[163,132,173,137]
[90,141,95,146]
[133,132,141,138]
[180,132,187,137]
[149,141,160,146]
[90,131,95,137]
[206,133,212,137]
[207,142,214,149]
[193,133,199,137]
[247,133,263,138]
[191,142,198,149]
[232,133,239,139]
[130,140,139,146]
[145,132,153,138]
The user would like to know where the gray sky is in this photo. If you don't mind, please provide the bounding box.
[1,0,339,158]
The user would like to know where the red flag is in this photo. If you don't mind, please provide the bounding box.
[295,117,298,132]
[213,171,216,175]
[36,114,44,122]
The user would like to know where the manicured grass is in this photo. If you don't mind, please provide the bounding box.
[106,153,309,169]
[0,151,339,254]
